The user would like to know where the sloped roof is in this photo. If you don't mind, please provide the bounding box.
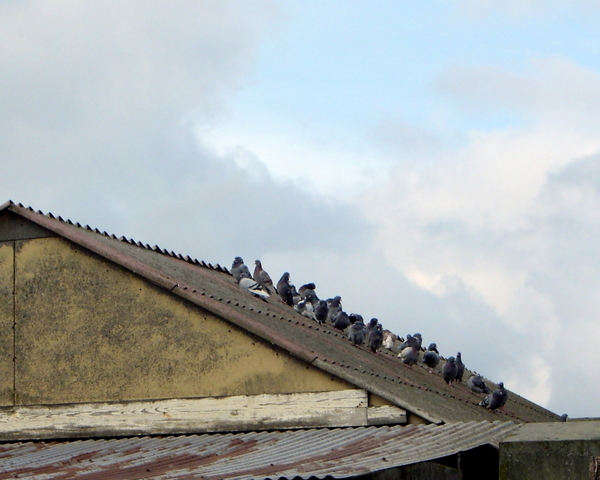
[0,421,520,479]
[0,201,560,424]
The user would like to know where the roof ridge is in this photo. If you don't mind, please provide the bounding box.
[3,201,230,275]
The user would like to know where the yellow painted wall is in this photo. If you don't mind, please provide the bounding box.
[13,237,350,405]
[0,242,14,404]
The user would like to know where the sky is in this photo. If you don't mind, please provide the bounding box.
[2,0,600,418]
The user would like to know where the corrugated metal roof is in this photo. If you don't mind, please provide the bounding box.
[0,201,561,424]
[0,422,520,479]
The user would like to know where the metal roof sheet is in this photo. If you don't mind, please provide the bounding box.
[0,201,561,425]
[0,421,520,479]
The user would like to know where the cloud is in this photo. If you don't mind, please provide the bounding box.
[435,57,600,132]
[361,52,600,413]
[0,0,280,216]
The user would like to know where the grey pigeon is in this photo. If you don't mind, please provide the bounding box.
[442,357,458,385]
[412,333,423,350]
[238,277,270,300]
[455,352,465,382]
[298,283,316,299]
[367,323,384,353]
[399,345,419,366]
[349,313,363,324]
[326,296,342,323]
[398,334,411,350]
[478,382,508,411]
[332,311,351,331]
[315,300,329,324]
[366,318,379,335]
[466,374,492,394]
[253,260,275,294]
[231,257,252,284]
[347,318,366,345]
[400,334,420,351]
[422,343,440,368]
[277,272,294,306]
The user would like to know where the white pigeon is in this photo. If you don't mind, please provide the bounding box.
[238,277,270,299]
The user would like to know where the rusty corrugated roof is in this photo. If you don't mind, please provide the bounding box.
[0,201,561,424]
[0,421,520,480]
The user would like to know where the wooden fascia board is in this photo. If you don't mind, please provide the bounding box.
[0,390,406,441]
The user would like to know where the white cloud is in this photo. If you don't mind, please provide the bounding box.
[360,54,600,415]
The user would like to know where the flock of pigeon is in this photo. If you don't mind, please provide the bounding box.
[231,256,509,412]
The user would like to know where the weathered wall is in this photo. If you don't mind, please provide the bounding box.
[0,242,14,404]
[500,422,600,480]
[11,236,351,406]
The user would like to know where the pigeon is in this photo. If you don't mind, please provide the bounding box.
[455,352,465,382]
[332,311,351,331]
[466,374,492,394]
[315,300,329,324]
[442,357,458,385]
[349,313,363,325]
[347,318,366,345]
[382,330,398,349]
[276,272,294,306]
[298,283,316,299]
[412,333,423,350]
[399,334,419,351]
[231,257,252,284]
[238,277,270,300]
[422,343,440,368]
[366,318,379,335]
[253,260,276,294]
[400,345,419,366]
[326,296,342,323]
[398,334,411,350]
[478,382,508,411]
[294,298,316,321]
[367,323,384,353]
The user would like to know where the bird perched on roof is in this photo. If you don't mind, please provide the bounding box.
[315,300,329,324]
[253,260,276,294]
[294,298,316,321]
[366,318,379,335]
[347,317,366,345]
[382,330,398,350]
[349,313,363,325]
[399,345,419,366]
[399,334,420,351]
[277,272,294,306]
[442,357,458,385]
[367,323,384,353]
[466,374,492,394]
[478,382,508,411]
[332,310,351,331]
[298,283,316,299]
[238,277,270,300]
[326,296,342,323]
[231,257,252,284]
[422,343,440,369]
[412,333,423,350]
[455,352,465,383]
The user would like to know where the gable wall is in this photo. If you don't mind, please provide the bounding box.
[2,234,351,406]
